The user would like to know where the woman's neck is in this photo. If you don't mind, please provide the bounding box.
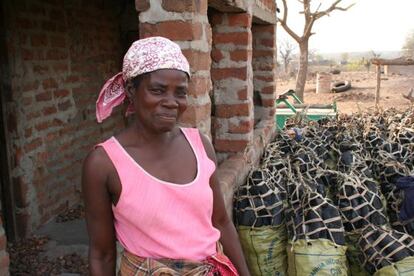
[128,120,177,146]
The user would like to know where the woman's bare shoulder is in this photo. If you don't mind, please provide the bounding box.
[82,145,113,186]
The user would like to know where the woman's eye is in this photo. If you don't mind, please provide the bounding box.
[176,90,188,97]
[151,89,163,94]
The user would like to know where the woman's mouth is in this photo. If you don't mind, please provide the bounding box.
[158,114,177,122]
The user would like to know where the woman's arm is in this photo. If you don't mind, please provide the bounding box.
[199,133,251,276]
[82,148,117,276]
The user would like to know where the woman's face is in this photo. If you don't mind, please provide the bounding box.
[132,69,189,132]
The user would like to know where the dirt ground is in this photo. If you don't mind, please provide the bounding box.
[276,71,414,114]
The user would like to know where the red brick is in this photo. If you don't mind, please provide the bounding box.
[255,75,274,82]
[33,64,49,75]
[42,78,58,89]
[216,103,250,118]
[35,121,51,131]
[188,77,211,97]
[135,0,150,11]
[42,20,56,32]
[228,13,251,28]
[261,98,275,107]
[24,138,43,153]
[22,96,33,106]
[260,39,275,47]
[16,17,32,29]
[22,80,39,92]
[180,104,211,125]
[31,34,48,47]
[253,50,274,58]
[35,91,52,102]
[162,0,198,12]
[54,89,70,97]
[49,9,65,21]
[213,32,250,45]
[211,49,224,63]
[182,50,210,71]
[229,120,253,134]
[26,111,41,120]
[21,48,34,60]
[209,13,223,26]
[230,50,249,62]
[50,35,66,48]
[25,128,32,138]
[214,139,249,152]
[29,3,46,15]
[237,88,248,100]
[64,75,79,83]
[211,67,247,81]
[140,21,203,41]
[58,100,72,111]
[261,85,275,94]
[42,105,57,116]
[46,49,68,60]
[53,63,69,73]
[252,24,275,34]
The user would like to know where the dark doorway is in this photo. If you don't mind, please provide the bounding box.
[0,1,17,241]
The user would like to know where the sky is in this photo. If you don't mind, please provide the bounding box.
[277,0,414,54]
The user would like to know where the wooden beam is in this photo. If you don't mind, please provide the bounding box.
[371,57,414,66]
[375,64,381,108]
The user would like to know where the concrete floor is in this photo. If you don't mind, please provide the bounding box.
[35,218,123,275]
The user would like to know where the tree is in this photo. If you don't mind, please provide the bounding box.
[279,39,296,74]
[341,52,349,64]
[277,0,354,100]
[402,30,414,58]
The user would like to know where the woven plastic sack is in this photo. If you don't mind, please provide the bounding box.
[373,256,414,276]
[287,239,348,276]
[238,225,287,276]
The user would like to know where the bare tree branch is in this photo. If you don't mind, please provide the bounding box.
[313,1,355,20]
[277,0,301,42]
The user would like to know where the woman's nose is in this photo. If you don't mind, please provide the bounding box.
[162,93,179,108]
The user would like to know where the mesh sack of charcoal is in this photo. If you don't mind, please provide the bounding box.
[234,168,287,275]
[333,172,388,275]
[335,173,388,232]
[286,175,348,276]
[357,225,414,275]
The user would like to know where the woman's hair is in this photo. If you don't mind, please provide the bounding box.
[130,74,145,90]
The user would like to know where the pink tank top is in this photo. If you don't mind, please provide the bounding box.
[97,127,221,261]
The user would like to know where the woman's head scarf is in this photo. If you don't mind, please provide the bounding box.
[96,36,190,123]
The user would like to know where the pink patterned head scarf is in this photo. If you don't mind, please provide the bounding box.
[96,36,190,123]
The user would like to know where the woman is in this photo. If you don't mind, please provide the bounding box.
[82,36,250,275]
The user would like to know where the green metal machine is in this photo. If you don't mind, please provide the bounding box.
[275,90,337,130]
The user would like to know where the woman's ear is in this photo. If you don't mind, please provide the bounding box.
[125,80,135,101]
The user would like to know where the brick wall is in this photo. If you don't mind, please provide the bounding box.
[252,24,277,122]
[136,0,277,209]
[138,0,213,137]
[210,11,254,162]
[1,0,276,243]
[3,0,128,236]
[256,0,277,13]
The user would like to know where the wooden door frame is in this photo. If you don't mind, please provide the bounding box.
[0,0,18,241]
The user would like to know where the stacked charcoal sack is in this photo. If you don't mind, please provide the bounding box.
[284,130,348,276]
[234,148,288,276]
[234,108,414,275]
